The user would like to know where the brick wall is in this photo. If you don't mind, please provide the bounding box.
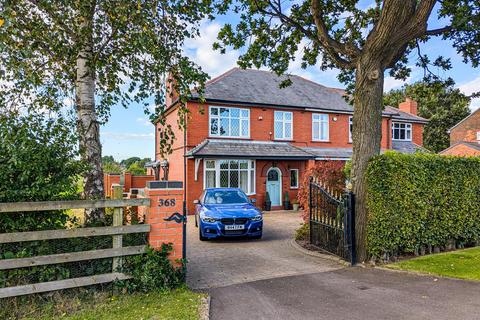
[142,182,184,263]
[450,110,480,145]
[103,173,155,197]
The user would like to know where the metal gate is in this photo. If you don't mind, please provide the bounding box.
[309,177,356,265]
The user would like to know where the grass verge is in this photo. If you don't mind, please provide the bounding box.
[13,287,204,320]
[387,247,480,281]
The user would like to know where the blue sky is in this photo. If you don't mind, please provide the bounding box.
[101,3,480,161]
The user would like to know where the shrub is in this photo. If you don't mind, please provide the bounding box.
[366,152,480,261]
[297,161,346,221]
[119,245,185,293]
[295,223,310,241]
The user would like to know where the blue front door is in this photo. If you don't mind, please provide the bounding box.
[267,168,281,206]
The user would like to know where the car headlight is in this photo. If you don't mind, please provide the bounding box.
[251,215,263,221]
[202,216,217,223]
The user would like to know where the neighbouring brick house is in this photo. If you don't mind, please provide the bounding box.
[150,68,428,213]
[440,108,480,157]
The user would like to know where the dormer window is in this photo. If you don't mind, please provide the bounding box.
[209,106,250,138]
[392,122,412,141]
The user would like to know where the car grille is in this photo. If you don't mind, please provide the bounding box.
[220,218,249,225]
[224,230,245,235]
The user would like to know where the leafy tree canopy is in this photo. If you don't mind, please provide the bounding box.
[384,79,472,152]
[0,0,212,122]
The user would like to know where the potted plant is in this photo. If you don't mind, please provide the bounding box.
[264,192,271,211]
[283,191,291,210]
[291,199,300,211]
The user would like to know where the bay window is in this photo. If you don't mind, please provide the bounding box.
[209,106,250,138]
[392,122,412,141]
[204,159,255,195]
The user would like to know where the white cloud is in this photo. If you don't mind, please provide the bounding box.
[184,21,240,77]
[458,76,480,111]
[383,76,411,92]
[136,117,153,127]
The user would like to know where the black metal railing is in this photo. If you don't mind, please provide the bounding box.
[309,177,356,265]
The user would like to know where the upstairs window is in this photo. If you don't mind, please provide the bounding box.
[274,111,293,140]
[209,106,250,138]
[392,122,412,141]
[312,113,329,141]
[349,116,353,143]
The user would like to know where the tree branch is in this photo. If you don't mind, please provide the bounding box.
[425,25,452,36]
[310,0,358,67]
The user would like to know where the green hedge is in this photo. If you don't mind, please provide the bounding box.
[366,152,480,260]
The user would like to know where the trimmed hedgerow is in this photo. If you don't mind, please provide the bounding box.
[366,151,480,260]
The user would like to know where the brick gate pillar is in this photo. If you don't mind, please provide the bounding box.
[143,181,184,262]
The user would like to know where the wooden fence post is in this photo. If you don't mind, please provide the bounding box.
[112,185,123,271]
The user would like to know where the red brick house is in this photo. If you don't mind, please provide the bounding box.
[151,68,428,212]
[440,108,480,157]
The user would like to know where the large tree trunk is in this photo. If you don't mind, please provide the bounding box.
[76,3,105,224]
[351,58,385,262]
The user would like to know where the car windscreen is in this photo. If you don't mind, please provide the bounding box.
[204,190,249,205]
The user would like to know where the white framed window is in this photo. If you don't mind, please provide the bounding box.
[209,106,250,138]
[392,122,412,141]
[204,159,256,195]
[476,131,480,141]
[274,111,293,140]
[312,113,329,141]
[290,169,299,189]
[348,116,353,143]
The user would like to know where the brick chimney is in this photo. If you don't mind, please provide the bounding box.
[398,97,418,115]
[165,72,179,108]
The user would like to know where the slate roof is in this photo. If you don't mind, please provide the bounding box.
[440,141,480,154]
[186,139,315,159]
[391,141,428,154]
[190,68,428,123]
[300,147,353,159]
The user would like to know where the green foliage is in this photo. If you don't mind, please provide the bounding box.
[0,0,212,157]
[119,245,185,293]
[298,161,346,221]
[284,191,290,202]
[384,80,472,152]
[0,113,84,232]
[214,1,480,91]
[295,223,310,241]
[120,157,141,168]
[366,152,480,260]
[102,161,123,174]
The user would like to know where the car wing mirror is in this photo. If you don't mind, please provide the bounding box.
[250,198,256,204]
[193,199,200,205]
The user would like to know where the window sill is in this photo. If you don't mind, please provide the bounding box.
[311,140,331,143]
[208,136,252,140]
[273,138,294,142]
[290,187,299,190]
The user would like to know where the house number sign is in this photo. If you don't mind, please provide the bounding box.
[158,198,176,207]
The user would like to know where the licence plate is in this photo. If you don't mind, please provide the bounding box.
[225,225,245,230]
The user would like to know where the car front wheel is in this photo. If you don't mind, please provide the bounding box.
[199,226,207,241]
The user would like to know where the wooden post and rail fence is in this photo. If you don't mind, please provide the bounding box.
[0,182,185,299]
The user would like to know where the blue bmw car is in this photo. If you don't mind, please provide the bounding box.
[194,188,263,241]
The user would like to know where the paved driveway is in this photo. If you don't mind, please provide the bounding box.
[209,268,480,320]
[186,211,342,289]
